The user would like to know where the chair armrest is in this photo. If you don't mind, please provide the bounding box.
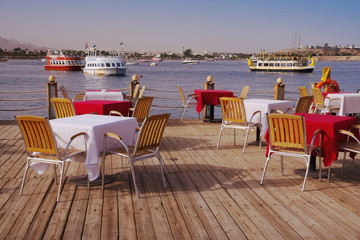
[270,109,284,114]
[286,107,295,114]
[64,132,87,156]
[104,132,131,155]
[248,110,261,128]
[337,129,360,144]
[350,124,360,131]
[109,110,123,116]
[309,129,324,153]
[325,97,341,105]
[185,94,199,102]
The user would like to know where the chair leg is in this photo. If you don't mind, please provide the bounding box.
[217,126,225,150]
[342,151,346,174]
[260,156,272,185]
[57,162,65,202]
[182,105,189,121]
[302,157,310,192]
[53,165,58,184]
[280,156,284,176]
[20,159,30,196]
[130,160,139,198]
[157,154,166,189]
[243,128,251,153]
[233,129,236,146]
[102,153,106,190]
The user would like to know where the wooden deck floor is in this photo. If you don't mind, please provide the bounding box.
[1,119,360,239]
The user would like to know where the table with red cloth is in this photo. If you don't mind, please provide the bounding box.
[265,113,358,167]
[73,100,132,116]
[194,89,234,113]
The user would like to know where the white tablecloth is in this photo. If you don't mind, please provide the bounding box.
[84,91,123,101]
[34,114,137,181]
[244,99,293,136]
[325,93,360,116]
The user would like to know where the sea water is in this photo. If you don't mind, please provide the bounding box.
[0,59,359,120]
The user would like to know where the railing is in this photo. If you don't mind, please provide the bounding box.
[0,77,300,120]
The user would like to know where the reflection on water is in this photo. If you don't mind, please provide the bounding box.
[0,60,359,120]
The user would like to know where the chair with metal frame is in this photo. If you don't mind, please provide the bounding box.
[298,86,309,97]
[217,97,262,153]
[260,114,323,191]
[177,85,200,121]
[130,96,154,125]
[102,113,170,197]
[311,87,340,114]
[16,115,87,202]
[333,125,360,180]
[59,85,85,102]
[51,97,76,118]
[239,86,250,99]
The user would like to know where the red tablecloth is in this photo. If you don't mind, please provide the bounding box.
[265,113,357,167]
[73,100,132,116]
[194,89,234,113]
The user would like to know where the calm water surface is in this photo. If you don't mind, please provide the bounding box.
[0,59,359,120]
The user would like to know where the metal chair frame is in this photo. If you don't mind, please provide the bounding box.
[217,97,262,153]
[16,115,87,202]
[260,114,323,191]
[311,87,340,114]
[177,85,200,121]
[102,113,170,197]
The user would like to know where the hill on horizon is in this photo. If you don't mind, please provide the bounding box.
[0,36,46,50]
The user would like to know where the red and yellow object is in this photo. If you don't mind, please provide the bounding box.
[315,67,340,92]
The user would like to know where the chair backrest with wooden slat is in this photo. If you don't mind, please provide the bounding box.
[239,86,250,99]
[177,85,186,104]
[138,85,146,99]
[51,97,76,118]
[311,87,325,106]
[16,115,57,155]
[131,84,140,100]
[294,95,314,113]
[267,114,306,152]
[132,96,154,124]
[298,86,309,97]
[220,97,247,124]
[135,113,170,152]
[59,85,70,99]
[72,93,85,101]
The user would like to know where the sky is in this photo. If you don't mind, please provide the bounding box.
[0,0,359,53]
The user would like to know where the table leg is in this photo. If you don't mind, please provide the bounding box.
[203,105,221,123]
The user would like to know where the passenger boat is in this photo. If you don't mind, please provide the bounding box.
[83,48,126,76]
[182,58,199,64]
[152,54,162,62]
[44,50,83,71]
[248,51,315,73]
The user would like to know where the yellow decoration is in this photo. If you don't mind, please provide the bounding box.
[207,76,213,82]
[132,75,138,81]
[321,67,331,82]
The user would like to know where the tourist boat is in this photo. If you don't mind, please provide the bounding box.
[152,54,162,62]
[125,59,139,65]
[248,51,315,73]
[44,50,83,71]
[83,48,126,76]
[182,58,199,64]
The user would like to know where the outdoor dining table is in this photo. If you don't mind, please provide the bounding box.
[84,89,124,101]
[73,100,132,116]
[49,114,138,183]
[194,89,234,121]
[243,98,293,137]
[323,92,360,116]
[265,113,358,169]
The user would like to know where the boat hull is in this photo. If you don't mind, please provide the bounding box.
[249,66,315,73]
[45,65,83,71]
[83,67,126,76]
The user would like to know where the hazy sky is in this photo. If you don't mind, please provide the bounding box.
[1,0,359,53]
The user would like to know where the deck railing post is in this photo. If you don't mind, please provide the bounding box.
[274,78,285,100]
[204,76,215,121]
[47,75,58,119]
[130,75,139,98]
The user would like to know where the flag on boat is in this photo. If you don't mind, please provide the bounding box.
[321,67,331,82]
[93,44,96,48]
[85,43,88,49]
[120,42,123,46]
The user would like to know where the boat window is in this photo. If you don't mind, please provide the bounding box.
[101,63,105,67]
[111,63,116,67]
[106,63,111,67]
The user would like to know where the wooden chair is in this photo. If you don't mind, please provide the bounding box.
[311,87,340,114]
[335,125,360,180]
[177,85,200,121]
[298,86,309,97]
[51,97,76,118]
[260,114,323,191]
[15,115,87,202]
[239,86,250,99]
[286,95,314,114]
[59,85,84,101]
[102,113,170,197]
[131,96,154,125]
[217,97,261,153]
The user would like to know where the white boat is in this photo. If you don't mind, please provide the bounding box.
[125,59,139,65]
[150,62,157,66]
[152,54,162,62]
[248,51,315,73]
[182,59,199,64]
[83,48,126,76]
